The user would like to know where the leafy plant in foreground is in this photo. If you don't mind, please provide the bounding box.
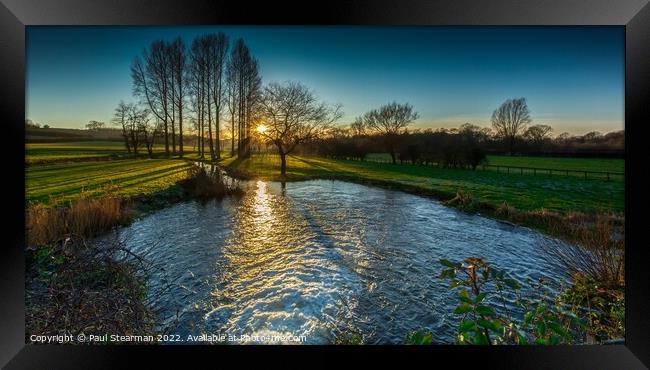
[408,257,587,345]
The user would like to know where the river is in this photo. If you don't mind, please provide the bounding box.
[101,179,570,344]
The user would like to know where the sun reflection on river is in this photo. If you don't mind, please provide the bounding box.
[205,180,341,342]
[113,179,572,344]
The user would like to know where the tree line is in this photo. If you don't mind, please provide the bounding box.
[103,35,622,176]
[116,33,261,159]
[307,98,624,170]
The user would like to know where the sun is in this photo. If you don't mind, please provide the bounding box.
[256,124,268,134]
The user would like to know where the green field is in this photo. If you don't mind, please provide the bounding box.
[25,141,206,164]
[486,155,624,173]
[25,142,624,213]
[26,141,133,164]
[222,154,624,213]
[26,159,192,204]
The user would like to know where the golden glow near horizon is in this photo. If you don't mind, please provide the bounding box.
[256,124,268,135]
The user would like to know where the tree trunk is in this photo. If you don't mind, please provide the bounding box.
[171,119,176,156]
[390,150,397,164]
[280,152,287,177]
[164,120,169,155]
[231,112,235,157]
[207,104,215,160]
[179,109,184,157]
[122,130,131,153]
[215,108,221,159]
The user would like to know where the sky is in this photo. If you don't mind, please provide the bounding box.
[26,26,624,135]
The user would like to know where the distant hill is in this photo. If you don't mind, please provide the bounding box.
[26,127,123,142]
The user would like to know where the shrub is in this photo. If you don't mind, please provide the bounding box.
[178,166,244,200]
[407,257,588,345]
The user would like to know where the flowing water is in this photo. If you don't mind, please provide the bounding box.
[102,179,570,344]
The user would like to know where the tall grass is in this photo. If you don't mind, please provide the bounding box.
[542,215,624,288]
[27,195,125,247]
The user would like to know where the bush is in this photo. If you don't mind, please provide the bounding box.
[561,274,625,342]
[178,166,244,200]
[407,257,588,345]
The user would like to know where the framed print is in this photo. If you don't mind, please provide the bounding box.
[1,0,649,368]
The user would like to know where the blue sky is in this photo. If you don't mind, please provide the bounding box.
[26,26,624,134]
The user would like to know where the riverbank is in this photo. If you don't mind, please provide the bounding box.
[25,165,243,341]
[217,154,623,245]
[24,151,624,343]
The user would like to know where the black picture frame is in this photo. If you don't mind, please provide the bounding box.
[1,0,648,368]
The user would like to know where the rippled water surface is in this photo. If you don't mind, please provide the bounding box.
[105,179,570,344]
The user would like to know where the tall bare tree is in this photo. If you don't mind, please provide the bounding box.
[226,50,239,156]
[131,40,174,156]
[229,39,261,158]
[257,81,342,176]
[189,37,208,159]
[491,97,532,155]
[168,38,186,157]
[363,102,419,164]
[186,34,231,161]
[112,101,132,153]
[208,33,229,160]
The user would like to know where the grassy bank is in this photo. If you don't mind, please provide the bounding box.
[221,154,623,214]
[25,160,243,341]
[219,154,623,244]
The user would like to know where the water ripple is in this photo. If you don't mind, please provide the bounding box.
[104,179,572,344]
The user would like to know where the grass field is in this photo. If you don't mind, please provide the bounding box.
[26,159,192,204]
[486,155,624,173]
[25,142,624,213]
[25,141,205,164]
[26,141,130,164]
[221,154,624,213]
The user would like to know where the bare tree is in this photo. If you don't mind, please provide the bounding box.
[189,37,208,159]
[524,124,553,147]
[131,40,174,156]
[112,101,132,153]
[350,116,366,137]
[137,110,161,158]
[208,33,229,160]
[229,39,261,158]
[226,56,238,156]
[363,102,419,164]
[583,131,603,141]
[126,104,147,156]
[491,97,532,155]
[257,81,342,176]
[168,38,186,157]
[86,120,106,131]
